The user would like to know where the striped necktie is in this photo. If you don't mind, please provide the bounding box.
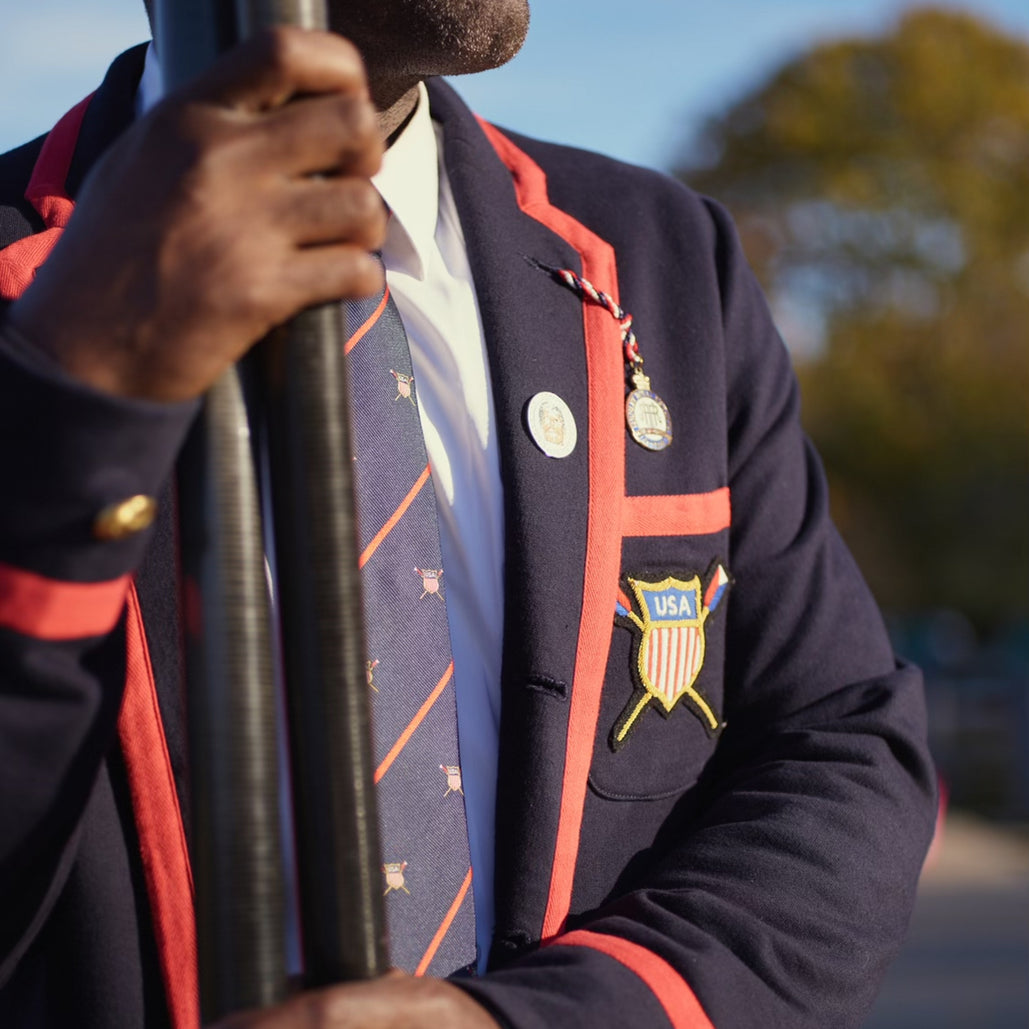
[345,272,477,977]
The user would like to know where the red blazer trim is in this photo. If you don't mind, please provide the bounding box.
[0,562,129,640]
[555,930,715,1029]
[119,583,198,1029]
[0,93,91,300]
[478,119,626,940]
[0,104,131,644]
[623,488,731,538]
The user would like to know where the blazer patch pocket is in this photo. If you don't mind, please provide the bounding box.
[589,562,731,800]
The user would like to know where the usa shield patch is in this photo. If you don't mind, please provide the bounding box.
[612,563,731,750]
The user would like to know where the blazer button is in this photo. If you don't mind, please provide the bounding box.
[93,495,158,541]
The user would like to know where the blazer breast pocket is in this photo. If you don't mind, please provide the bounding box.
[589,515,732,800]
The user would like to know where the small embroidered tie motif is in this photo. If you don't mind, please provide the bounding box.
[345,270,476,977]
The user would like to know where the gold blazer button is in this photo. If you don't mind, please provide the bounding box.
[93,495,158,541]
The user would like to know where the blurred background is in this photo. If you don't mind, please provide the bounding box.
[3,2,1026,1025]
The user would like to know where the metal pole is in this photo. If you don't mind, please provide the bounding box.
[234,0,388,979]
[161,0,387,1016]
[257,308,388,987]
[176,375,289,1019]
[233,0,387,987]
[158,0,290,1019]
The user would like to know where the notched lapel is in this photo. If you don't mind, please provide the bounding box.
[430,81,595,952]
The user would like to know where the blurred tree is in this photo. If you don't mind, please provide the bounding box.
[679,6,1029,629]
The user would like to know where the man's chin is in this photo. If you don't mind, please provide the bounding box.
[330,0,531,80]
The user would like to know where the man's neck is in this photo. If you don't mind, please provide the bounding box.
[376,82,421,145]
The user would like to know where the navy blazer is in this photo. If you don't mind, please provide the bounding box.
[0,45,935,1028]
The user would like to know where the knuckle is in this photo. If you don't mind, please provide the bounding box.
[358,200,388,248]
[169,134,234,210]
[349,94,381,143]
[255,24,304,73]
[332,98,383,173]
[315,246,376,301]
[328,34,364,73]
[348,180,385,223]
[136,104,221,192]
[246,25,310,94]
[236,257,281,320]
[202,237,275,323]
[327,30,364,65]
[354,251,386,294]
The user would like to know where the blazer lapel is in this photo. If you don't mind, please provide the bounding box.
[66,45,148,197]
[429,80,609,959]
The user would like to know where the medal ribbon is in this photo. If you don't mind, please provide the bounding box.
[528,258,672,451]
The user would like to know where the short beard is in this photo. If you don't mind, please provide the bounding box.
[328,0,531,81]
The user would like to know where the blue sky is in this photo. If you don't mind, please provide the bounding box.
[2,1,1028,169]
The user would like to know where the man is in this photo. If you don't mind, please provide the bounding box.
[0,2,936,1026]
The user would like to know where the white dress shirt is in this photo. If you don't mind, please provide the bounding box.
[140,51,504,973]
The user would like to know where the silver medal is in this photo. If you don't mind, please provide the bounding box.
[625,371,672,451]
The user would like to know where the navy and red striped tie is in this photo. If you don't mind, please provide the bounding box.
[345,273,476,976]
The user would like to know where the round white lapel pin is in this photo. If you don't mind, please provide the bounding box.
[526,391,577,459]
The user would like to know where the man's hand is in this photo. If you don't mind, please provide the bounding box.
[7,26,387,402]
[212,973,499,1029]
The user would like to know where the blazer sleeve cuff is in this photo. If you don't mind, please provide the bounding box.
[0,324,197,587]
[456,930,713,1029]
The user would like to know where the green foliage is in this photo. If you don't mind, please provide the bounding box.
[678,7,1029,627]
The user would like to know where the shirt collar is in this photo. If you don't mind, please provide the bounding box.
[137,41,163,119]
[373,81,438,282]
[137,44,438,281]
